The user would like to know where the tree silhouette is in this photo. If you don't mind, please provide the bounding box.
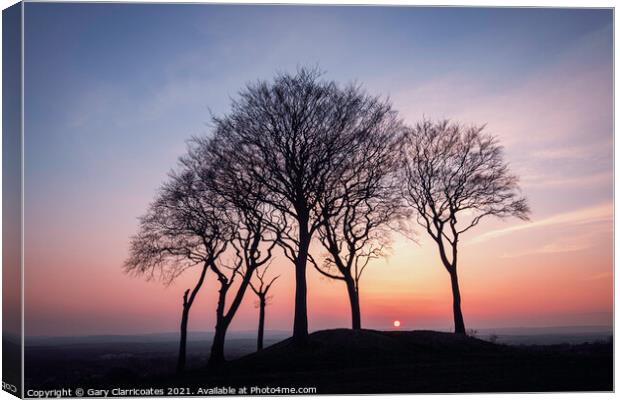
[401,120,530,334]
[313,100,407,330]
[209,67,395,344]
[181,139,278,366]
[124,169,232,373]
[246,262,279,351]
[203,213,276,366]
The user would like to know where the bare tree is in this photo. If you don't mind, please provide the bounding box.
[313,101,407,330]
[401,120,530,334]
[124,169,231,373]
[181,140,278,366]
[210,67,404,344]
[204,217,277,366]
[247,263,279,351]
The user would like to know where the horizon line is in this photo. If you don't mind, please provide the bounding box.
[22,324,614,340]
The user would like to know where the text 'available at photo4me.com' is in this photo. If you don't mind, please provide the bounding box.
[25,386,319,398]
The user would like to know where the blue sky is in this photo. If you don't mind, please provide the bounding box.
[24,5,611,200]
[22,4,613,335]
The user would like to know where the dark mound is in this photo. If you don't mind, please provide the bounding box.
[233,328,503,371]
[169,329,612,393]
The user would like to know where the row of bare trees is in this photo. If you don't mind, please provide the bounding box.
[124,68,529,372]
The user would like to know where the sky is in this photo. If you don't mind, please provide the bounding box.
[22,4,612,337]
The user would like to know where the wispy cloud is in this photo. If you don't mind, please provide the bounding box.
[469,202,613,245]
[520,171,612,188]
[501,242,591,259]
[530,139,612,161]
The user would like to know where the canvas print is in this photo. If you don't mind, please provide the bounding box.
[2,2,613,397]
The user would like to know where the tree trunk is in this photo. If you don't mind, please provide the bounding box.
[449,269,466,334]
[222,268,254,328]
[177,263,208,374]
[208,325,226,367]
[210,266,256,366]
[177,303,189,374]
[207,281,229,367]
[344,276,361,330]
[293,219,310,345]
[257,296,266,351]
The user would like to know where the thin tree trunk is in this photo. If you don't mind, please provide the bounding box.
[177,302,189,374]
[222,269,254,328]
[177,263,208,374]
[344,276,361,330]
[257,296,266,351]
[449,269,466,334]
[293,219,310,345]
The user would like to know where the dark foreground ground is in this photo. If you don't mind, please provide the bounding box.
[25,329,612,394]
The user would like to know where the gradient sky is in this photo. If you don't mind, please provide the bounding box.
[23,4,612,337]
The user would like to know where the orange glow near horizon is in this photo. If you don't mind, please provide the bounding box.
[23,199,613,336]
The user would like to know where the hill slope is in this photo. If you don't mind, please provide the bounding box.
[234,329,502,370]
[172,329,612,393]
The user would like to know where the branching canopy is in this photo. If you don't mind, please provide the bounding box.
[401,120,530,270]
[313,95,409,287]
[124,168,233,284]
[208,67,406,259]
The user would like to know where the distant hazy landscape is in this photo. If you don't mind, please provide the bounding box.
[27,325,613,347]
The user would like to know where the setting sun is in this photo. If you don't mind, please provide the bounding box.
[393,320,401,328]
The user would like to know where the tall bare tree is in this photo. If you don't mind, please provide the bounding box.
[181,139,278,366]
[247,263,279,351]
[401,120,530,334]
[209,67,395,344]
[124,169,231,373]
[313,100,407,330]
